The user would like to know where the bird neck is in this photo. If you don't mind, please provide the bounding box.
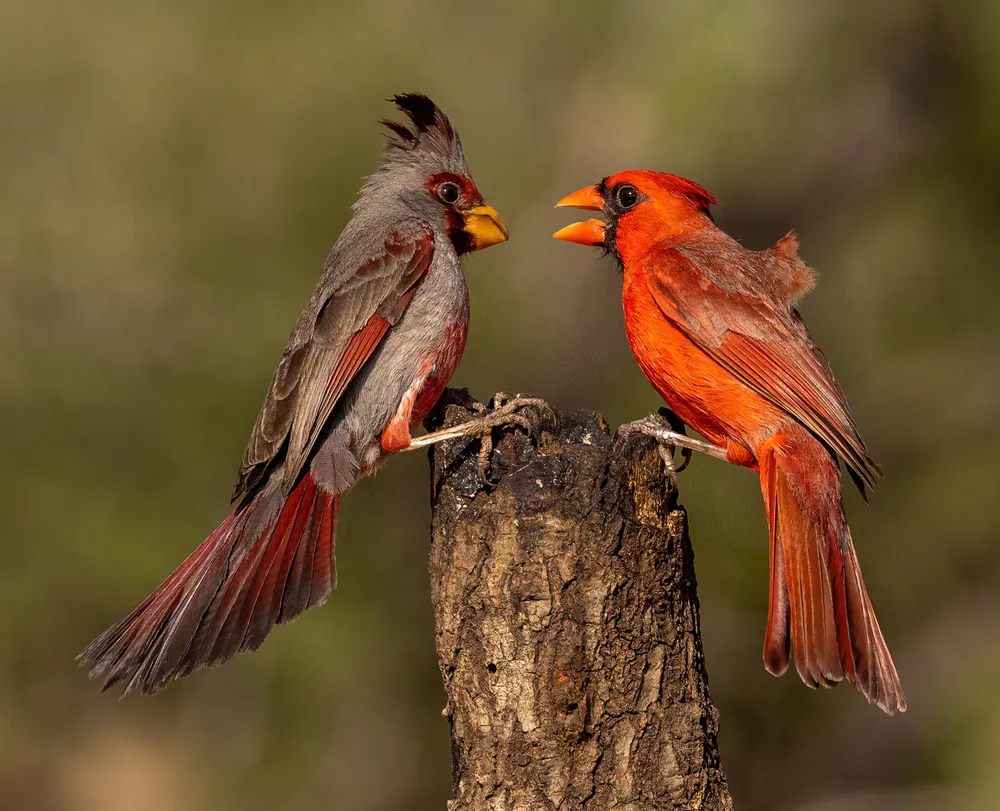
[614,210,712,267]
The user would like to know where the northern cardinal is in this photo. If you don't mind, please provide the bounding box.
[80,94,539,695]
[554,171,905,714]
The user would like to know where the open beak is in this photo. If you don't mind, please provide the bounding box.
[553,185,606,246]
[461,204,508,252]
[553,219,606,246]
[555,185,604,211]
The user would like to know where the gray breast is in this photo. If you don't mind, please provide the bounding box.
[310,236,469,492]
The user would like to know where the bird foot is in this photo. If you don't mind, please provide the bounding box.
[617,413,726,487]
[407,393,554,484]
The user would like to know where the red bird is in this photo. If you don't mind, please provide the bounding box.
[79,94,537,695]
[554,171,905,714]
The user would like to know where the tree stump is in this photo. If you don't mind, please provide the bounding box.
[427,395,733,811]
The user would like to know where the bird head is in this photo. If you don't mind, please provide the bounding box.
[358,93,507,254]
[553,170,716,265]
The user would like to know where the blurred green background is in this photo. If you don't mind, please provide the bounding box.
[3,1,999,809]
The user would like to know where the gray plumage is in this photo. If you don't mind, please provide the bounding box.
[236,95,474,502]
[79,94,493,695]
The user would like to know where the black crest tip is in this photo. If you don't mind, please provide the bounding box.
[391,93,443,133]
[380,119,417,145]
[380,93,456,150]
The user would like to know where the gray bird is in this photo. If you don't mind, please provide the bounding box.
[80,93,537,695]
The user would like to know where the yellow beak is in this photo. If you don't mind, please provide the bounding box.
[461,205,509,252]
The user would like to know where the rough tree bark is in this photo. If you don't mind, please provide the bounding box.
[427,395,733,811]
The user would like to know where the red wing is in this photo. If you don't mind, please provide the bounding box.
[233,224,434,502]
[644,244,881,492]
[322,314,391,411]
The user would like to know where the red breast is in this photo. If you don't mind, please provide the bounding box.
[621,265,785,469]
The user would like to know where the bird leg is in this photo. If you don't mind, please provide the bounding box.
[617,412,727,486]
[406,393,554,484]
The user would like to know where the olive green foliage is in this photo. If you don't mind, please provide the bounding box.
[2,1,998,809]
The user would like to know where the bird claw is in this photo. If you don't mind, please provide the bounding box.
[499,394,557,435]
[656,443,680,490]
[407,394,555,487]
[619,414,680,487]
[617,412,727,486]
[492,393,554,426]
[462,395,551,436]
[476,433,496,485]
[656,407,693,473]
[617,413,672,442]
[461,395,553,486]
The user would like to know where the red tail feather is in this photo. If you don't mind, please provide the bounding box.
[79,474,338,695]
[759,431,905,714]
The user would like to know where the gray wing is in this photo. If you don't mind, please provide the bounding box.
[232,221,435,503]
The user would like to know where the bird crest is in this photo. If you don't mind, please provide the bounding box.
[656,174,718,213]
[381,93,458,151]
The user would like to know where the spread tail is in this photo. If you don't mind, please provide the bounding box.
[79,474,338,696]
[759,433,905,714]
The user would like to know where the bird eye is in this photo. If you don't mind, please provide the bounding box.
[437,182,461,205]
[616,185,640,210]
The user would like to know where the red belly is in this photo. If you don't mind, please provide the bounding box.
[379,318,469,455]
[411,319,468,427]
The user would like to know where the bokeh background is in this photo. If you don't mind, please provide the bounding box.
[3,1,999,809]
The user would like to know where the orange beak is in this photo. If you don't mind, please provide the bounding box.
[555,185,604,211]
[552,219,606,246]
[553,185,606,246]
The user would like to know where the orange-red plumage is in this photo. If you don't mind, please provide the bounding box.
[556,170,905,713]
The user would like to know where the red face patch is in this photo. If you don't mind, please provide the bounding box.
[425,172,481,207]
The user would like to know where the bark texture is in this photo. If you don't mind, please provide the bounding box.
[427,396,733,811]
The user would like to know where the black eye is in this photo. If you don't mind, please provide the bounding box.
[437,182,461,204]
[616,185,639,210]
